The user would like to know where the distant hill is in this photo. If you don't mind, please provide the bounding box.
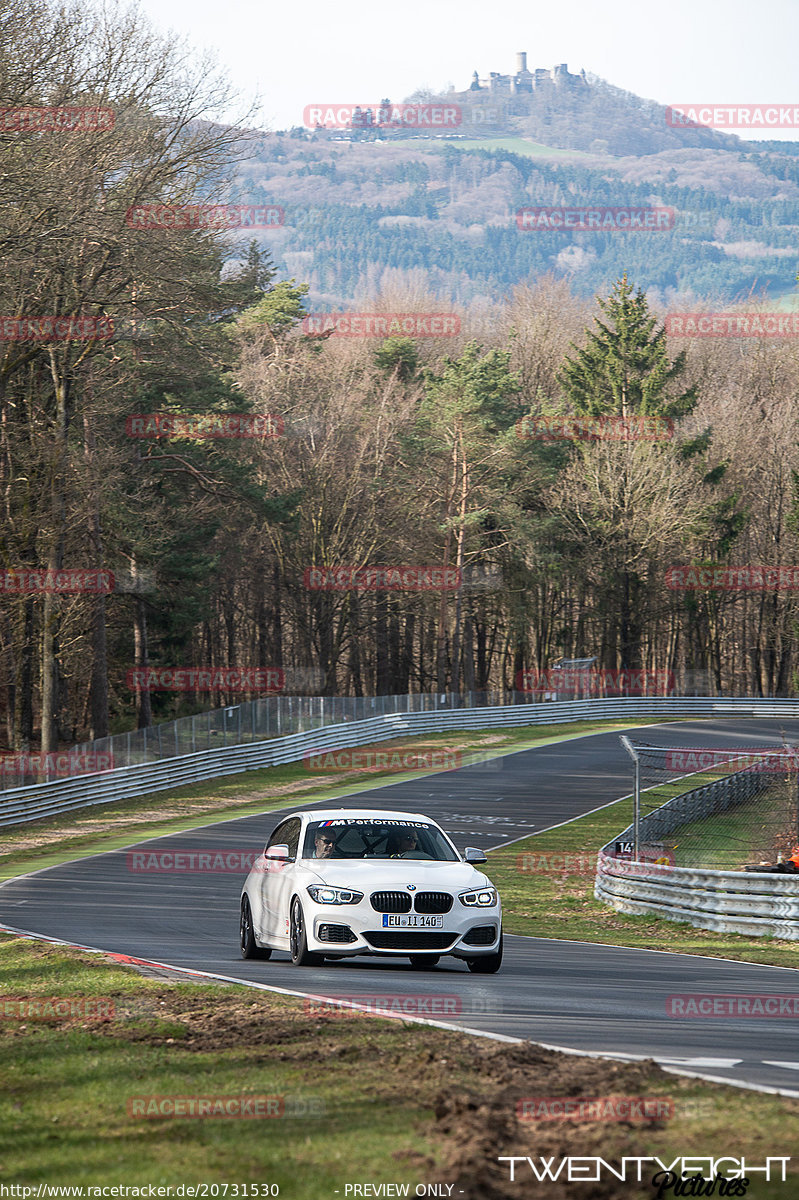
[236,63,799,308]
[448,63,738,157]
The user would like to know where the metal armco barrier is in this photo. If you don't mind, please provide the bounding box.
[5,695,799,829]
[594,859,799,940]
[596,740,799,939]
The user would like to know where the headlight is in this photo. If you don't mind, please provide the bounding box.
[459,887,498,907]
[307,885,363,905]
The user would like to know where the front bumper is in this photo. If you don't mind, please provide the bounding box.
[307,903,502,957]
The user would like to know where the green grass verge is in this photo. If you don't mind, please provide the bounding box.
[1,934,797,1196]
[0,719,664,882]
[483,788,799,970]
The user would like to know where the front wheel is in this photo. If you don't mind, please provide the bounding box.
[289,897,323,966]
[240,895,271,960]
[466,931,503,974]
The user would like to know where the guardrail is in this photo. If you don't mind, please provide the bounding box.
[5,694,799,829]
[596,741,799,940]
[594,858,799,940]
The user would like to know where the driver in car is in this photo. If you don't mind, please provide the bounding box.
[313,831,337,858]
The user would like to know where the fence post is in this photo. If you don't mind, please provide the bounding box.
[620,736,640,861]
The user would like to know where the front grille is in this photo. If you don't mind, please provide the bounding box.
[370,890,412,913]
[462,924,498,945]
[364,930,456,950]
[317,924,357,943]
[414,891,452,914]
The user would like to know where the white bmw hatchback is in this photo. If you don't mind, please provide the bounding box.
[239,807,502,972]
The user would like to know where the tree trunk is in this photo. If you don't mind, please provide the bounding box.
[133,558,152,728]
[83,414,108,739]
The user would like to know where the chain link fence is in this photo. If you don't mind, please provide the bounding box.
[0,667,720,792]
[621,740,799,870]
[0,690,537,790]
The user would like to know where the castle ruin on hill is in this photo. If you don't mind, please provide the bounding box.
[467,52,587,95]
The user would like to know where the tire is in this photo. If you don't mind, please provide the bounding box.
[466,931,503,974]
[409,955,440,969]
[289,896,323,966]
[240,895,271,960]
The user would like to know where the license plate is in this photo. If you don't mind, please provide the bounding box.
[382,914,443,929]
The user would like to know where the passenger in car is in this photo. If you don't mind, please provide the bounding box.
[388,830,418,857]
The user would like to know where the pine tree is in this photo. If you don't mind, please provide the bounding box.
[558,273,696,421]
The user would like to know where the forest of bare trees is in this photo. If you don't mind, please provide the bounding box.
[3,1,799,756]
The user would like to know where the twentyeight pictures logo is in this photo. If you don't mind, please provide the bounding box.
[303,103,462,129]
[302,314,460,338]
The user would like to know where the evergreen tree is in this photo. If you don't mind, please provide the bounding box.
[558,273,697,421]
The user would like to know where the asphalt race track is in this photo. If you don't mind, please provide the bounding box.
[3,718,799,1094]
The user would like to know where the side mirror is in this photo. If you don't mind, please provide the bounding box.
[464,847,487,864]
[265,844,292,861]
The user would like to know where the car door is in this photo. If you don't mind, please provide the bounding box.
[261,817,301,944]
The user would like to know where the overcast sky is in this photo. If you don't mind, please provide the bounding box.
[133,0,798,139]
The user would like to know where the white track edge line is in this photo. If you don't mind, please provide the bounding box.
[3,919,797,1098]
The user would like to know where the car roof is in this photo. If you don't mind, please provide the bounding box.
[295,808,438,824]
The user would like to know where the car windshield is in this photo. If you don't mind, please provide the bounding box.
[302,819,459,862]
